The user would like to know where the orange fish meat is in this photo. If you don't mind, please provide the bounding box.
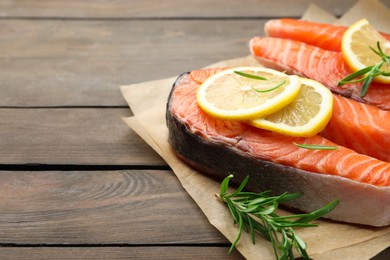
[250,36,390,110]
[265,18,390,51]
[320,94,390,162]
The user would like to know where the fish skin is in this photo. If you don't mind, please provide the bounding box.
[265,18,390,52]
[250,36,390,110]
[166,70,390,226]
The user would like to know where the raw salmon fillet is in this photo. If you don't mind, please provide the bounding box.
[188,67,390,162]
[321,95,390,162]
[265,18,390,51]
[250,37,390,110]
[166,68,390,226]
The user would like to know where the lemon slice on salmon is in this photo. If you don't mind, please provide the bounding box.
[249,78,333,137]
[342,18,390,84]
[196,67,301,120]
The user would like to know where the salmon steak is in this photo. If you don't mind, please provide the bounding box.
[264,18,390,52]
[250,37,390,110]
[166,68,390,227]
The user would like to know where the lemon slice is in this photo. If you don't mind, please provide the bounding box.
[249,78,333,137]
[196,67,301,120]
[342,18,390,84]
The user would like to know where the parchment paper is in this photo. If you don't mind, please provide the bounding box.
[121,1,390,259]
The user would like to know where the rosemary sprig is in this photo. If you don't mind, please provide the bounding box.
[293,142,339,150]
[217,174,339,260]
[338,41,390,97]
[234,70,286,93]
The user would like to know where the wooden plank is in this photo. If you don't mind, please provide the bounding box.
[0,170,228,244]
[0,108,165,166]
[0,0,362,18]
[0,247,387,260]
[0,247,244,259]
[0,19,266,107]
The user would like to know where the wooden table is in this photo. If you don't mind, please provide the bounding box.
[1,1,389,259]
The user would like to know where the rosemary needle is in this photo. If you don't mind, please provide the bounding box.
[234,70,285,92]
[217,174,339,260]
[234,70,268,80]
[338,41,390,97]
[293,142,339,150]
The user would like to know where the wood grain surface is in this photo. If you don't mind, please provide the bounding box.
[0,19,266,107]
[0,108,165,165]
[0,0,361,18]
[0,170,225,244]
[0,247,243,260]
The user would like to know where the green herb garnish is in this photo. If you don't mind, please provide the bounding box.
[234,70,286,92]
[293,142,339,150]
[234,70,268,80]
[338,41,390,97]
[253,80,286,93]
[217,174,339,259]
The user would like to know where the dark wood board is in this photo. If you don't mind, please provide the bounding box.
[0,19,267,107]
[0,170,227,244]
[0,108,165,166]
[0,0,362,18]
[0,247,243,260]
